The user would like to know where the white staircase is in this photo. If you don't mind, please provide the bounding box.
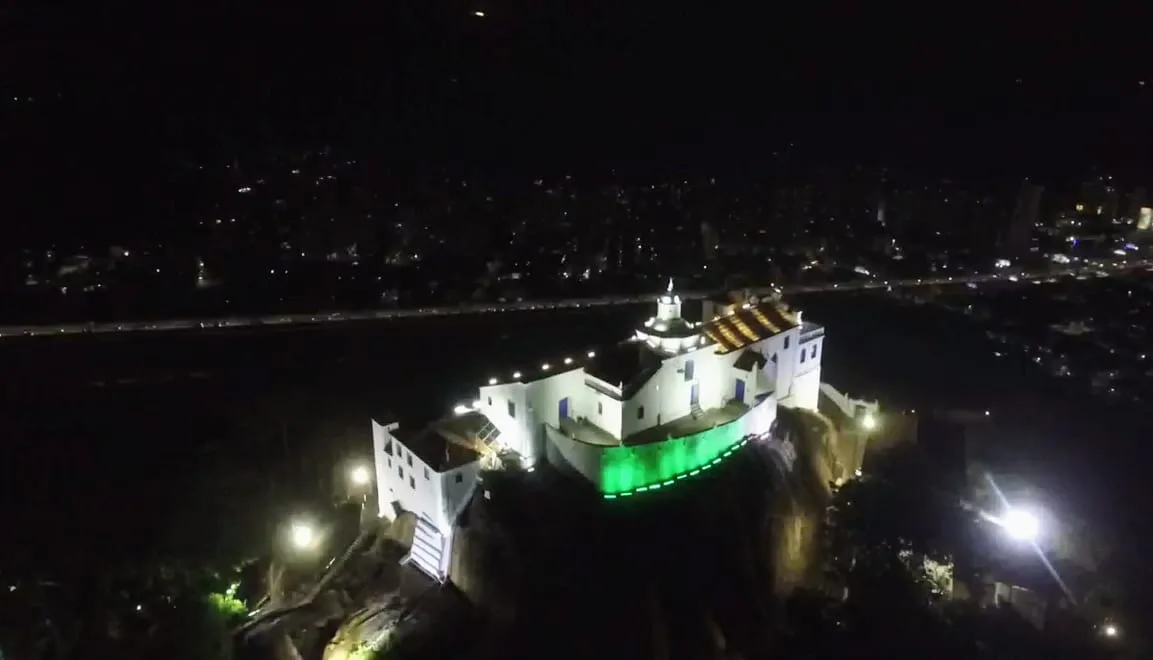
[404,516,449,582]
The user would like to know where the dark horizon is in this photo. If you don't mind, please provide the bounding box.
[5,4,1153,181]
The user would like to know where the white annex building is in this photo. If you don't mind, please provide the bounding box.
[372,282,827,581]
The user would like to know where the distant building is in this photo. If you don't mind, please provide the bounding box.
[1005,182,1043,255]
[372,280,828,581]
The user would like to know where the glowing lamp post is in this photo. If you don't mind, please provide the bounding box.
[289,521,318,552]
[1000,507,1041,543]
[860,412,878,431]
[350,465,371,487]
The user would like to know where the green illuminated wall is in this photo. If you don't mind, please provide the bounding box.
[600,420,745,495]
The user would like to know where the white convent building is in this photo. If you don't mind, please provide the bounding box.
[372,281,825,580]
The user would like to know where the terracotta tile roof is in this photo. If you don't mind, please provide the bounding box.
[703,301,798,354]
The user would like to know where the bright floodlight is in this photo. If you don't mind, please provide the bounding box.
[1103,623,1119,638]
[290,522,317,550]
[1002,508,1040,542]
[861,412,877,431]
[453,404,470,415]
[350,465,371,486]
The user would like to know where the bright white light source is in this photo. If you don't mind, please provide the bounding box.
[488,377,498,385]
[471,399,482,409]
[453,404,470,416]
[861,413,877,431]
[541,363,550,371]
[564,357,573,365]
[587,351,596,358]
[512,371,522,379]
[290,522,317,550]
[1001,508,1040,542]
[350,465,371,486]
[1103,623,1119,638]
[474,10,485,17]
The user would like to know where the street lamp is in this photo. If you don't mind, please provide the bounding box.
[289,521,318,552]
[861,412,878,431]
[1000,507,1041,543]
[350,465,371,487]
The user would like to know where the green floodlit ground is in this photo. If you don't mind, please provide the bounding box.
[601,421,747,498]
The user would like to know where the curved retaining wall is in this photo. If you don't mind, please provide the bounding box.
[545,396,777,497]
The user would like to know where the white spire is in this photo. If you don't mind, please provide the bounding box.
[667,277,674,293]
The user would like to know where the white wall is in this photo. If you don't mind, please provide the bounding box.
[621,345,716,439]
[584,381,624,438]
[750,327,801,398]
[790,333,823,410]
[524,368,585,453]
[790,368,821,410]
[819,382,879,420]
[372,419,446,532]
[544,423,605,488]
[476,381,531,459]
[478,368,590,462]
[545,393,780,492]
[439,462,481,529]
[372,419,481,535]
[372,419,399,522]
[702,348,741,409]
[778,327,803,396]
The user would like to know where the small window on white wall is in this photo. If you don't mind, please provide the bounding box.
[811,345,818,359]
[637,406,645,419]
[487,396,492,406]
[455,473,463,484]
[508,400,516,419]
[800,350,806,363]
[784,336,790,349]
[598,401,603,415]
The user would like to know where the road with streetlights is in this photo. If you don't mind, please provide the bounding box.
[2,260,1150,340]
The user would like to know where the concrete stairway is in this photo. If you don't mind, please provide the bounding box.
[404,516,449,581]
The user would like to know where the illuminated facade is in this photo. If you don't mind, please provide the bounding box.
[371,282,824,580]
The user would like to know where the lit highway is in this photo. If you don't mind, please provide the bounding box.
[2,262,1149,339]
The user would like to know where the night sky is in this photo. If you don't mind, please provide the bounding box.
[3,2,1153,235]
